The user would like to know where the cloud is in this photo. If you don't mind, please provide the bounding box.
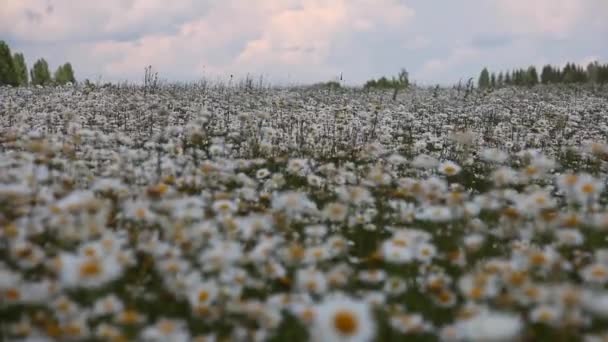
[1,0,605,85]
[471,34,518,49]
[40,0,415,83]
[416,46,480,82]
[493,0,600,38]
[0,0,213,43]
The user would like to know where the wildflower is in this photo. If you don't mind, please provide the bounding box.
[335,186,373,206]
[141,319,190,342]
[381,233,414,264]
[481,148,508,164]
[212,199,238,216]
[256,168,271,179]
[391,313,430,334]
[92,294,124,317]
[530,305,563,325]
[384,277,407,296]
[438,161,461,176]
[272,191,317,216]
[574,174,604,205]
[463,234,486,252]
[323,202,349,222]
[115,309,146,325]
[580,263,608,285]
[312,296,375,342]
[583,290,608,318]
[287,158,310,176]
[411,154,438,169]
[296,268,328,295]
[556,229,584,246]
[358,269,386,285]
[456,310,523,341]
[58,253,123,288]
[415,243,437,263]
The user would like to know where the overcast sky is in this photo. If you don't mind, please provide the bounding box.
[1,0,607,85]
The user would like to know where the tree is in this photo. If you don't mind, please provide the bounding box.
[12,53,28,86]
[587,62,599,83]
[490,73,496,88]
[504,71,512,85]
[0,40,18,86]
[526,66,539,86]
[541,65,554,84]
[30,58,52,86]
[497,72,504,87]
[478,67,490,89]
[598,64,608,85]
[54,62,76,85]
[392,68,409,100]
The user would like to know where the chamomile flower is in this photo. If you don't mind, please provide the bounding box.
[438,161,462,176]
[312,296,375,342]
[530,305,563,325]
[323,202,349,222]
[456,310,523,341]
[141,319,190,342]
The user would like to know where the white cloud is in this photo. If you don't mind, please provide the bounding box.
[40,0,415,83]
[1,0,605,84]
[0,0,213,42]
[416,46,480,82]
[493,0,598,38]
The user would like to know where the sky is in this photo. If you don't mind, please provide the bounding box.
[1,0,607,86]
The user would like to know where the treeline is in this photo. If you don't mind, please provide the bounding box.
[0,40,75,87]
[478,62,608,89]
[364,69,409,90]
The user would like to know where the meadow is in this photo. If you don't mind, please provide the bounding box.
[1,83,608,341]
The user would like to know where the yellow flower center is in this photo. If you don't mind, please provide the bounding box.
[79,260,102,278]
[135,207,146,219]
[4,288,21,301]
[444,166,456,174]
[333,310,358,336]
[159,320,176,335]
[581,183,595,194]
[198,290,209,302]
[538,310,554,322]
[393,239,408,247]
[119,310,140,325]
[591,265,608,279]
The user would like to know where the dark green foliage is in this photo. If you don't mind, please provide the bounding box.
[312,80,341,89]
[482,61,608,88]
[54,62,76,85]
[364,69,409,91]
[478,67,490,89]
[30,58,52,86]
[526,66,538,86]
[12,53,28,86]
[364,76,397,89]
[0,41,18,86]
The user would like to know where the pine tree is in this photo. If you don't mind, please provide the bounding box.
[504,71,512,85]
[30,58,52,86]
[478,67,490,89]
[598,64,608,85]
[497,72,504,87]
[0,40,18,86]
[12,53,28,86]
[490,73,496,88]
[585,62,598,83]
[526,66,539,86]
[541,65,553,84]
